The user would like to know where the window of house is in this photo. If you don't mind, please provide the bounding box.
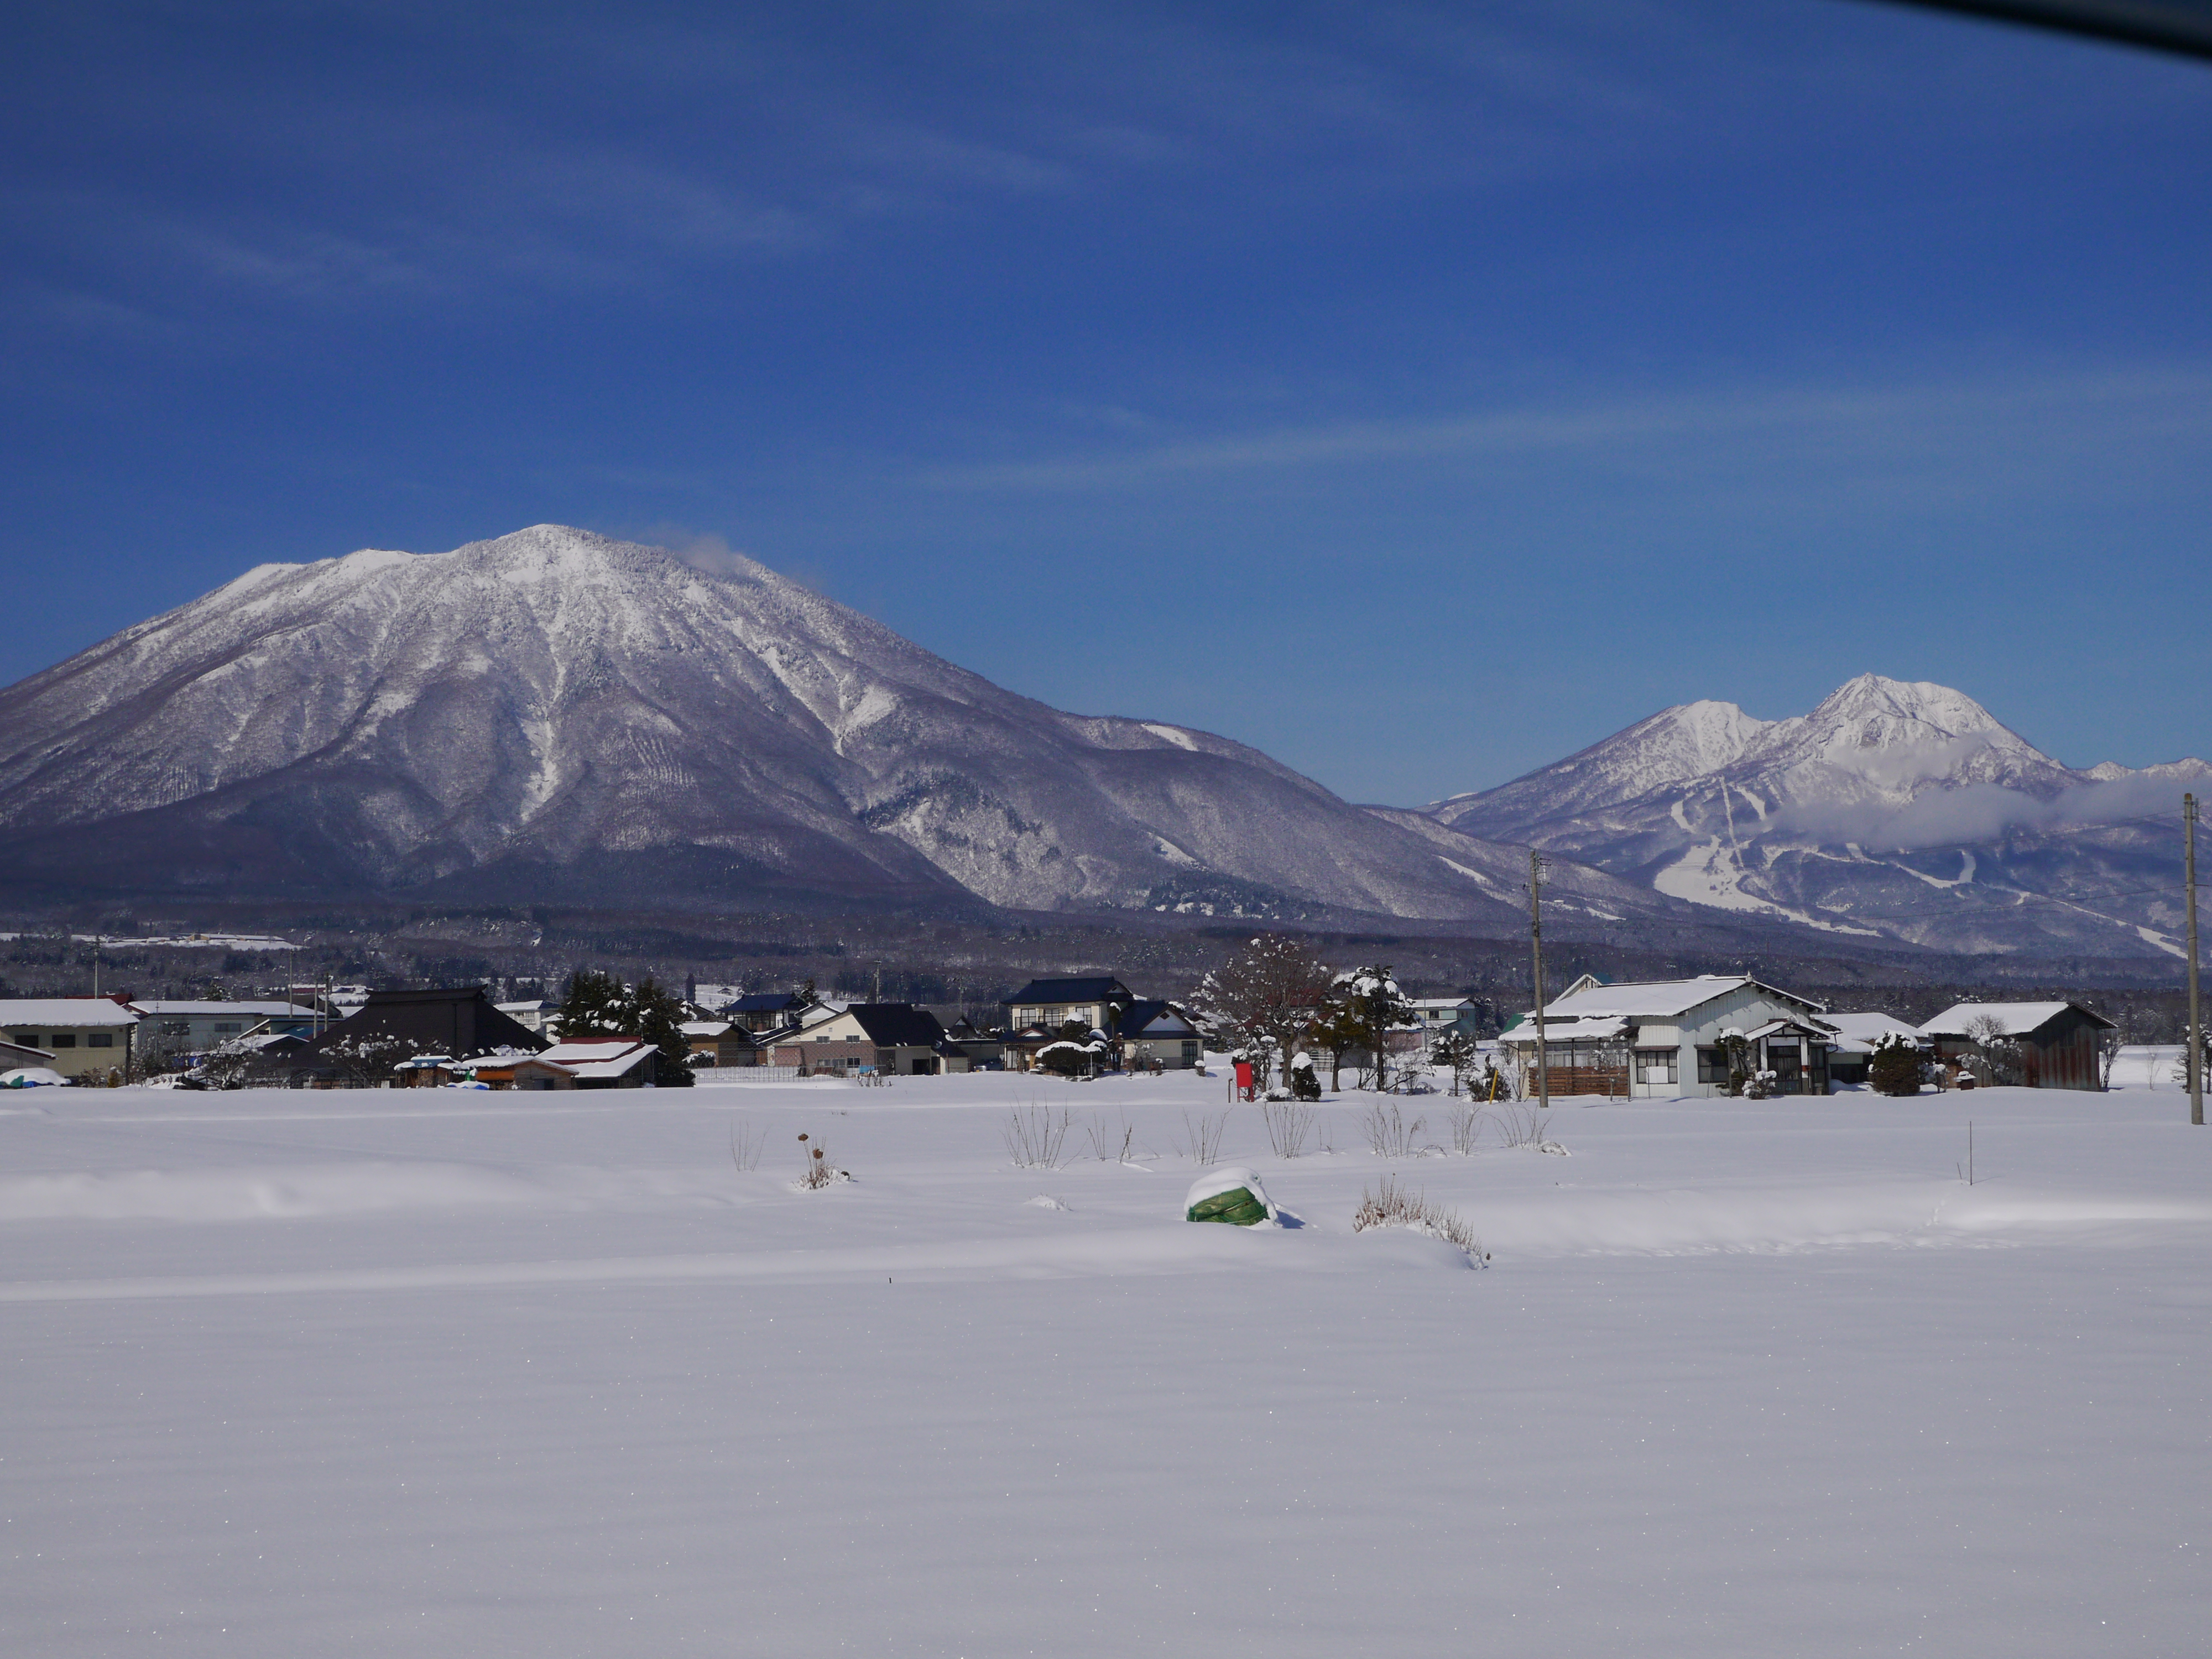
[1634,1048,1677,1084]
[1697,1047,1730,1083]
[213,1021,241,1034]
[90,1032,113,1047]
[51,1033,76,1047]
[10,1033,37,1047]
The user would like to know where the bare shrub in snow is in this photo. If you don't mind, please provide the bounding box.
[1085,1112,1136,1163]
[1960,1014,2023,1088]
[1260,1099,1312,1159]
[1004,1102,1072,1168]
[1388,1051,1435,1095]
[729,1118,768,1172]
[1176,1110,1229,1164]
[1446,1099,1483,1156]
[1489,1103,1566,1155]
[1358,1100,1427,1159]
[1352,1175,1487,1261]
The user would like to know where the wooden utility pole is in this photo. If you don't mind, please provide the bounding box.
[1529,849,1550,1112]
[2188,792,2202,1128]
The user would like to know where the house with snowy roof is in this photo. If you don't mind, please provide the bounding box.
[1919,1002,2114,1091]
[1499,974,1835,1099]
[771,1003,948,1077]
[1115,1000,1204,1070]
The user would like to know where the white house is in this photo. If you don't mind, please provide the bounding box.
[1499,974,1835,1099]
[770,1004,948,1076]
[1117,1000,1203,1070]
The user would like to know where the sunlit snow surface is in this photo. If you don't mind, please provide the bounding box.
[5,1067,2210,1655]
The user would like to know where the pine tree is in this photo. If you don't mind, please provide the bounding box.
[632,975,694,1087]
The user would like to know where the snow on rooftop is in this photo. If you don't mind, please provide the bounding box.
[1919,1002,2079,1037]
[1540,976,1765,1020]
[0,999,140,1026]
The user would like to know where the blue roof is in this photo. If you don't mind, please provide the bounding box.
[1118,999,1192,1037]
[1006,977,1130,1006]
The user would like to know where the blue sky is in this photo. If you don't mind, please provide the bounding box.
[4,1,2210,805]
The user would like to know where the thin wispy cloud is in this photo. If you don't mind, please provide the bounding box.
[917,363,2212,492]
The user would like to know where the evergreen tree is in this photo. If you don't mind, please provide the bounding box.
[1869,1031,1922,1097]
[559,968,628,1037]
[1335,965,1414,1092]
[632,975,694,1087]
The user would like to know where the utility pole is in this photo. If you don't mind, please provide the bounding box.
[1529,849,1550,1113]
[91,933,101,1000]
[2187,793,2202,1128]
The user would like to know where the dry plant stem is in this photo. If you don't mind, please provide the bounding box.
[1447,1100,1481,1156]
[796,1131,835,1190]
[1177,1110,1229,1164]
[1260,1099,1312,1158]
[1004,1102,1073,1169]
[1085,1112,1136,1163]
[1358,1101,1427,1159]
[1488,1102,1565,1154]
[729,1118,766,1172]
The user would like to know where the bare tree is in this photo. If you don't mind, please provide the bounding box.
[1960,1014,2022,1087]
[1193,935,1336,1093]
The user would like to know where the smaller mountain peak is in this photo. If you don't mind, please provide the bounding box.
[1809,674,2001,734]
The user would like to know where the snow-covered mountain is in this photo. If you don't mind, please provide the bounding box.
[1427,675,2208,959]
[0,524,1707,932]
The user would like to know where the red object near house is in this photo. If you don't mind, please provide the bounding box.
[1233,1059,1254,1100]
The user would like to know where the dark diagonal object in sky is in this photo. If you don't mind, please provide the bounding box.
[1872,0,2212,59]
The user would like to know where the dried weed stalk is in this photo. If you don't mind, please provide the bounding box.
[1004,1102,1073,1169]
[1260,1099,1313,1159]
[1177,1110,1229,1164]
[1358,1100,1428,1159]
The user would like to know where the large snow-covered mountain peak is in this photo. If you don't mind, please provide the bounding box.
[0,524,1580,926]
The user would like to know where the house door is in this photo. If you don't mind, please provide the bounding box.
[1767,1040,1803,1093]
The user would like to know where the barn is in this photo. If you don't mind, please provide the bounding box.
[1919,1002,2115,1092]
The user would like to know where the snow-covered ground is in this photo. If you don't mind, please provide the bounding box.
[6,1064,2210,1656]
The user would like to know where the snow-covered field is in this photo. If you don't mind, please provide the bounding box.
[6,1066,2210,1656]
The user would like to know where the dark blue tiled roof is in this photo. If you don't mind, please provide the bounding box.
[1006,977,1130,1006]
